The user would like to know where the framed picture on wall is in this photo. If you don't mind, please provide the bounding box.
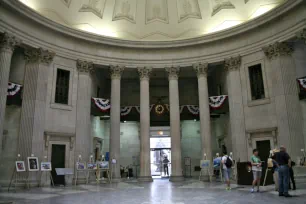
[27,157,39,171]
[41,162,52,171]
[76,162,86,170]
[16,161,26,172]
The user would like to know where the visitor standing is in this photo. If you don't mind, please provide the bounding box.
[250,149,262,193]
[163,156,170,176]
[289,161,296,190]
[222,151,233,190]
[274,146,292,197]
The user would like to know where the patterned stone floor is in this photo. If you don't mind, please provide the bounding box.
[0,179,306,204]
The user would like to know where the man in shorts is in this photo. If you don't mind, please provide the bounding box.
[251,149,262,193]
[222,151,233,190]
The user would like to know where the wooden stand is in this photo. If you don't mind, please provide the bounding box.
[39,158,54,187]
[263,151,273,186]
[8,156,29,192]
[75,157,87,186]
[199,154,212,182]
[230,153,237,181]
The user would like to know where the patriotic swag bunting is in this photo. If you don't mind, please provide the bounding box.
[297,78,306,90]
[209,95,228,109]
[121,107,133,116]
[8,82,22,96]
[135,106,140,113]
[92,98,111,111]
[186,105,199,115]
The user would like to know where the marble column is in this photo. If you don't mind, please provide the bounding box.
[193,63,212,160]
[0,33,20,157]
[225,56,247,162]
[138,67,153,182]
[109,65,124,181]
[263,42,305,160]
[166,66,184,181]
[75,60,94,161]
[18,48,55,160]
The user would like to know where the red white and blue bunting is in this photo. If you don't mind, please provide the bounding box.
[92,98,111,112]
[121,106,133,116]
[8,82,22,96]
[297,78,306,91]
[186,105,199,115]
[209,95,228,110]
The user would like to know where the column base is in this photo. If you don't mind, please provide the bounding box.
[111,177,122,183]
[169,175,184,182]
[137,176,153,182]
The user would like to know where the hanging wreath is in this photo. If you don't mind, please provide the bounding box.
[155,104,165,115]
[8,82,22,96]
[92,97,111,112]
[121,107,133,116]
[186,105,199,115]
[297,78,306,91]
[209,95,228,110]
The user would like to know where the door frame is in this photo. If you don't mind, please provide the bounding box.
[251,137,274,159]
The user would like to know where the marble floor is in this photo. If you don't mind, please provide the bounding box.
[1,179,306,204]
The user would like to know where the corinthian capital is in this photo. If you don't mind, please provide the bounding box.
[193,62,208,78]
[138,67,152,80]
[0,32,21,52]
[165,66,180,80]
[297,29,306,44]
[263,42,293,60]
[110,65,124,80]
[224,56,241,72]
[76,59,94,73]
[25,48,55,65]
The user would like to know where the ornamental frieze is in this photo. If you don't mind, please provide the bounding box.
[263,42,294,60]
[24,48,55,65]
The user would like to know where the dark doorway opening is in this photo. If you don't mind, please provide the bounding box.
[256,140,273,185]
[51,144,66,186]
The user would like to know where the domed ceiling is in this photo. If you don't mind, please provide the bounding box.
[19,0,286,41]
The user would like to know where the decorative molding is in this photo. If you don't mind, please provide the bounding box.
[79,0,106,19]
[44,131,75,150]
[193,62,208,77]
[0,32,21,52]
[211,0,235,16]
[263,42,294,60]
[24,48,55,65]
[177,0,202,23]
[61,0,72,8]
[224,56,241,71]
[110,65,124,79]
[146,0,169,24]
[76,59,94,73]
[165,66,180,80]
[138,67,153,80]
[113,0,137,24]
[246,127,278,147]
[297,29,306,44]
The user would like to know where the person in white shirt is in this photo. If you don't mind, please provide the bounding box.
[221,151,233,190]
[250,149,262,193]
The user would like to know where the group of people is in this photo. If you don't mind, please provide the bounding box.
[221,146,296,197]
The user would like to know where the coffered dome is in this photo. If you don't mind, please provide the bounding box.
[19,0,286,41]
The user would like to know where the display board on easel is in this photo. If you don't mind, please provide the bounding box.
[39,156,54,187]
[184,157,191,178]
[74,155,87,186]
[8,154,29,192]
[199,153,212,182]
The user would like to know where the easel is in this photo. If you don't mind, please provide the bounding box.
[230,152,237,180]
[75,155,87,186]
[199,153,212,182]
[8,154,29,192]
[39,156,54,187]
[109,158,117,183]
[301,149,306,166]
[214,153,223,182]
[263,150,273,186]
[86,155,96,184]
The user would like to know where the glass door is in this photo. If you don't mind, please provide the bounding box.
[150,148,171,178]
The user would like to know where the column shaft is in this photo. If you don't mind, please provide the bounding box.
[110,66,124,180]
[0,33,19,156]
[166,67,184,181]
[75,60,94,161]
[138,67,152,182]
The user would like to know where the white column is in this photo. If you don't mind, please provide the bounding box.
[109,65,124,181]
[193,63,212,160]
[75,60,94,161]
[166,66,184,181]
[225,56,247,162]
[263,42,305,160]
[138,67,153,182]
[0,33,20,157]
[18,48,55,160]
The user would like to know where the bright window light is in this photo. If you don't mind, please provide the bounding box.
[210,20,243,33]
[250,5,277,19]
[19,0,37,9]
[75,24,118,38]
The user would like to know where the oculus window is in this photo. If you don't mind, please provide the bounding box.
[248,64,265,100]
[55,68,70,104]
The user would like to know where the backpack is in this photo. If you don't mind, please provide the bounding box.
[225,156,233,168]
